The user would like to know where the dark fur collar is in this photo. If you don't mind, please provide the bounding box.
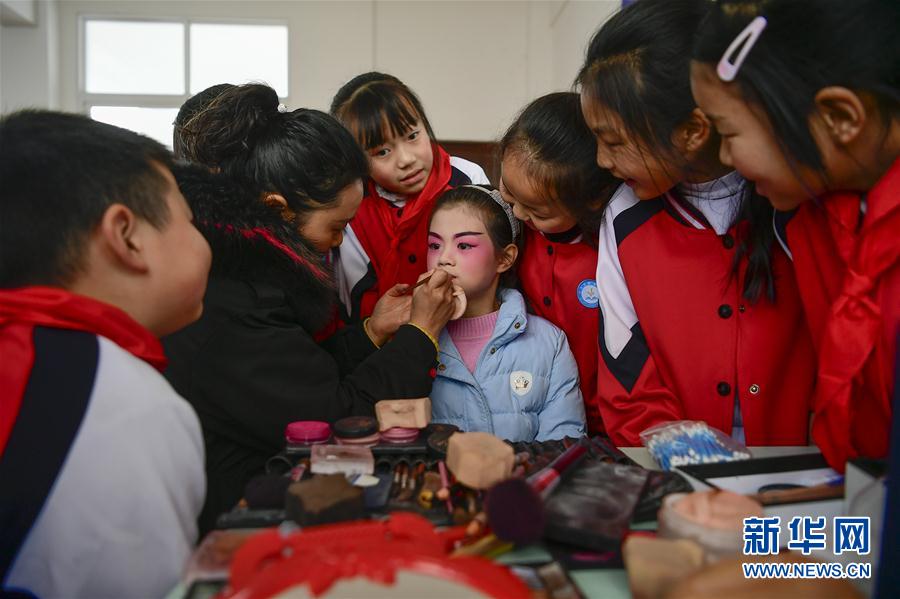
[172,163,335,332]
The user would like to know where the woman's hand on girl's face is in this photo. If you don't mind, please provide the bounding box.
[409,269,456,340]
[368,283,414,344]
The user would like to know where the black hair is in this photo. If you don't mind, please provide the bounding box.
[577,0,712,171]
[0,110,173,288]
[173,83,235,160]
[694,0,900,177]
[430,185,519,290]
[330,71,436,150]
[500,92,619,239]
[178,83,368,219]
[579,0,776,302]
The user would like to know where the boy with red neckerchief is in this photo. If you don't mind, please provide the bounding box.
[0,111,211,597]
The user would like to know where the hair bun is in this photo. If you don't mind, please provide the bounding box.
[184,83,281,166]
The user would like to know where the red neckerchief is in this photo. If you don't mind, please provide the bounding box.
[0,287,166,454]
[812,155,900,470]
[351,144,453,316]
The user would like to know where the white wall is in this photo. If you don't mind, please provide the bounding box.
[551,0,617,91]
[1,0,59,113]
[7,0,619,140]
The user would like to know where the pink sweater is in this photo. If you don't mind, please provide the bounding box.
[446,311,499,373]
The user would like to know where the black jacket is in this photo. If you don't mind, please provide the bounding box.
[163,165,437,534]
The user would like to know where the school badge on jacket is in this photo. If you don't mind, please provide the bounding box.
[510,371,533,396]
[577,279,599,308]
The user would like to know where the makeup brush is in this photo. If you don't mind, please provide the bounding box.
[485,441,589,545]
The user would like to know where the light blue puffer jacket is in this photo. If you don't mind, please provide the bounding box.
[430,288,586,441]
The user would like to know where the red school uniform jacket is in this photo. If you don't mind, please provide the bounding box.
[518,226,604,434]
[778,156,900,471]
[595,184,817,447]
[335,145,489,322]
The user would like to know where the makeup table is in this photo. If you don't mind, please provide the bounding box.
[169,445,827,599]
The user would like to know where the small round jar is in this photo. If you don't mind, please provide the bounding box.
[658,491,764,562]
[333,416,380,447]
[285,421,331,445]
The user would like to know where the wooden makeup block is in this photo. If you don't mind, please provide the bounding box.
[375,398,431,431]
[446,432,514,490]
[285,474,364,526]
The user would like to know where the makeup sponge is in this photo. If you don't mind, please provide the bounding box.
[375,398,431,430]
[451,285,467,320]
[446,432,514,490]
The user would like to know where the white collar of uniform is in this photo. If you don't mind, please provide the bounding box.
[676,171,748,235]
[375,184,407,207]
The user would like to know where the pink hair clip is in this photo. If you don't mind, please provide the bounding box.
[717,16,767,82]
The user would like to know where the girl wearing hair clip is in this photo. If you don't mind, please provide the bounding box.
[425,185,586,442]
[578,0,816,447]
[691,0,900,470]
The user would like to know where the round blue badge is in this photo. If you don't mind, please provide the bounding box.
[577,279,599,308]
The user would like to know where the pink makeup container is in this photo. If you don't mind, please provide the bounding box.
[285,421,332,446]
[380,427,420,445]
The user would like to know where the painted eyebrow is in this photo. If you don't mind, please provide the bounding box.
[453,232,484,239]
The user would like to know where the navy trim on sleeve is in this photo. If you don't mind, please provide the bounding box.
[448,166,473,188]
[597,310,650,392]
[0,328,98,583]
[614,198,664,246]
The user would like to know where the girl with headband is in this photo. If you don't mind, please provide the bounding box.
[425,185,586,442]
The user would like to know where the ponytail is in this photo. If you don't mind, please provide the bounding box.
[179,84,282,169]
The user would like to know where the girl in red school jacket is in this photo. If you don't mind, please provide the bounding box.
[692,0,899,470]
[498,92,620,435]
[578,0,817,447]
[330,72,489,322]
